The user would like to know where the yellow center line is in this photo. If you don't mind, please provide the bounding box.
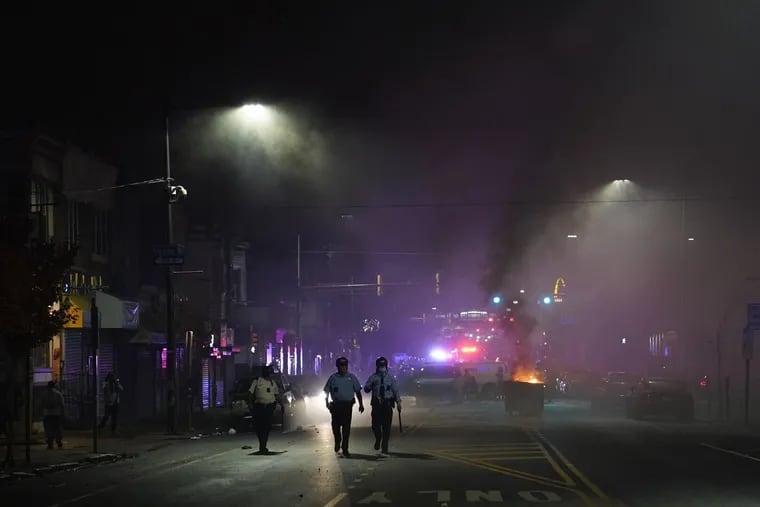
[535,439,576,487]
[430,452,597,507]
[534,431,611,501]
[440,449,544,456]
[432,442,539,449]
[434,451,571,488]
[480,455,546,461]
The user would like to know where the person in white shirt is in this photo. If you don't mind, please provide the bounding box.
[248,364,282,453]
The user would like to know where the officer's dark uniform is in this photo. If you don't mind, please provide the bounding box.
[364,356,401,454]
[324,357,364,457]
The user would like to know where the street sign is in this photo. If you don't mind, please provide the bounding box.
[153,244,185,266]
[748,303,760,330]
[743,327,753,361]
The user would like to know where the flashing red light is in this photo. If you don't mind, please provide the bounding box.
[508,316,516,323]
[460,346,478,353]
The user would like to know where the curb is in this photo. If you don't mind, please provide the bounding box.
[1,453,136,482]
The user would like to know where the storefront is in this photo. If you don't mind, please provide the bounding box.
[33,291,139,425]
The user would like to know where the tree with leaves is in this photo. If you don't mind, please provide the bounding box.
[0,214,76,466]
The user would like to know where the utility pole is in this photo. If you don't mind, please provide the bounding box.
[164,114,177,434]
[297,234,302,341]
[184,330,194,432]
[91,297,99,453]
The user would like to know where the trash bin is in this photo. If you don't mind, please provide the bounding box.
[504,380,544,417]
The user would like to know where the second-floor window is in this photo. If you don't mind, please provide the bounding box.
[30,179,54,240]
[67,200,80,248]
[93,209,110,257]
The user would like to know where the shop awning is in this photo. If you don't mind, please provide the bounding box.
[128,328,167,346]
[63,292,140,330]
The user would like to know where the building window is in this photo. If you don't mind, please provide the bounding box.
[30,179,54,240]
[67,200,80,248]
[93,209,110,257]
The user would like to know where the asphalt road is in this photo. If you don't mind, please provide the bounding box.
[5,398,760,506]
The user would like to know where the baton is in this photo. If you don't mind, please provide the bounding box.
[398,409,403,433]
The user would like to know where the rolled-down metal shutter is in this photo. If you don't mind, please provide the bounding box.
[62,330,84,421]
[201,358,210,409]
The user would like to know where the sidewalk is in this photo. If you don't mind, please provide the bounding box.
[0,417,236,480]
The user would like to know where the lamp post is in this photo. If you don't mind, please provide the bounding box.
[164,114,178,434]
[162,102,272,434]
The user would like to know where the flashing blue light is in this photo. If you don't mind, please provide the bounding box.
[543,296,552,305]
[492,295,502,304]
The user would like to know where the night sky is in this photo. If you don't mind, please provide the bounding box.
[4,3,760,306]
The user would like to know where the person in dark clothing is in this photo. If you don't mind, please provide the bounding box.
[42,381,65,449]
[99,373,123,433]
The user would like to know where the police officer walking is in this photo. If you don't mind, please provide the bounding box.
[364,356,401,454]
[324,356,364,457]
[249,364,282,453]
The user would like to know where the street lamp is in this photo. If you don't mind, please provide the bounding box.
[241,103,271,123]
[163,101,273,434]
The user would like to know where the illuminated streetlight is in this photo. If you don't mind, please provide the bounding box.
[519,289,526,294]
[688,237,695,241]
[241,103,271,123]
[567,234,578,239]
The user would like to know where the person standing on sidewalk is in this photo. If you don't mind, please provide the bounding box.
[364,356,401,454]
[248,364,281,453]
[324,356,364,457]
[41,381,64,449]
[99,373,123,433]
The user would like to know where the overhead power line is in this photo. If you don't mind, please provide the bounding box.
[66,178,167,194]
[300,250,440,256]
[243,194,760,211]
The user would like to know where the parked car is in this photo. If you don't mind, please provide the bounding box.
[592,372,642,412]
[625,377,694,422]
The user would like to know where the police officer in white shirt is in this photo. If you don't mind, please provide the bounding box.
[364,356,401,454]
[249,364,282,453]
[324,356,364,457]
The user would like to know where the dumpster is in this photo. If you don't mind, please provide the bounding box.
[504,380,544,416]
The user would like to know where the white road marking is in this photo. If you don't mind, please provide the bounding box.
[418,490,452,502]
[465,490,504,502]
[323,492,349,507]
[358,491,392,504]
[518,490,562,502]
[701,443,760,463]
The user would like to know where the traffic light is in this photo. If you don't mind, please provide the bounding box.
[542,296,553,305]
[435,272,440,295]
[376,274,383,296]
[491,295,502,305]
[508,316,516,324]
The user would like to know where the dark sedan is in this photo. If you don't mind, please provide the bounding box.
[625,377,694,422]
